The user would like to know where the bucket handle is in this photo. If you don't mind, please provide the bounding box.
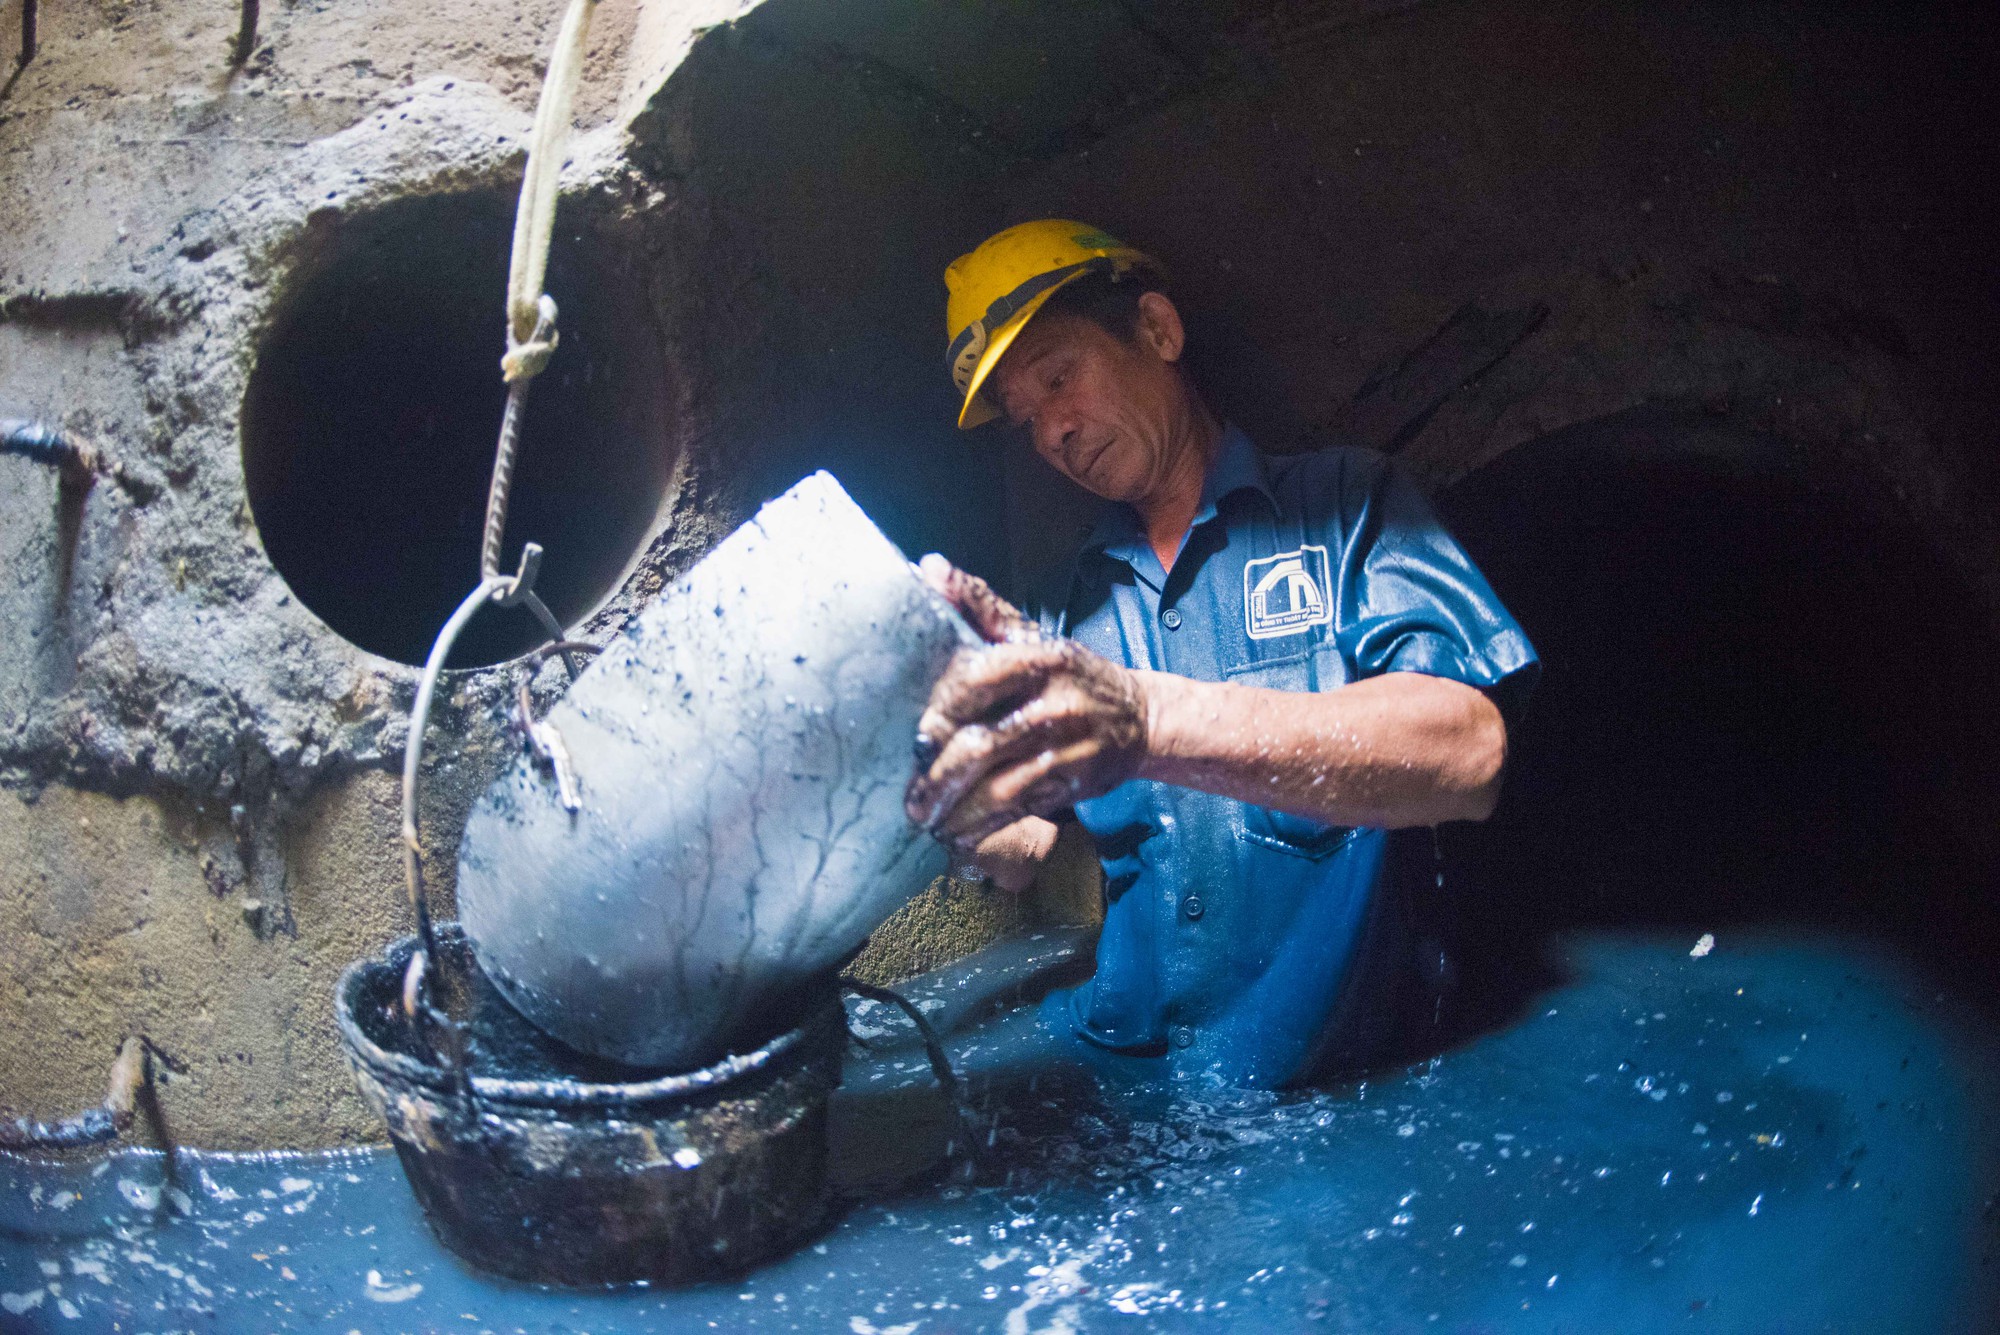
[841,976,982,1175]
[0,1036,183,1152]
[398,548,589,1063]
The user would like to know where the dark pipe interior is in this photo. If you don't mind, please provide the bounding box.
[1435,407,1999,1012]
[241,190,675,667]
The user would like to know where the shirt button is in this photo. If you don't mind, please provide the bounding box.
[1172,1025,1196,1050]
[1160,607,1183,630]
[1182,894,1204,920]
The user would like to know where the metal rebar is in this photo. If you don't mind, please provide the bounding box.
[234,0,259,65]
[3,417,97,478]
[481,383,529,582]
[515,640,600,812]
[0,1037,146,1151]
[483,296,557,584]
[520,589,582,679]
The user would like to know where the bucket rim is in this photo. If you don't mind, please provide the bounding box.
[334,927,837,1110]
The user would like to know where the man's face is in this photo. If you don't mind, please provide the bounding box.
[987,293,1192,505]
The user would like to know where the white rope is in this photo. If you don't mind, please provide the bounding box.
[395,0,607,1030]
[484,0,597,575]
[506,0,598,358]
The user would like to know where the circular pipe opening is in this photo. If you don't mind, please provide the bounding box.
[241,190,676,667]
[1436,407,1999,990]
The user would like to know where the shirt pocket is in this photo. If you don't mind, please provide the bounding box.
[1220,653,1362,861]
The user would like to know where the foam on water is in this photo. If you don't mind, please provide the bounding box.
[2,930,1994,1332]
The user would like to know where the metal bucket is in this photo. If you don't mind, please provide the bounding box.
[457,471,979,1070]
[334,924,845,1287]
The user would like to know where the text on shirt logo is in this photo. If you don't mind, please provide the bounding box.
[1243,545,1332,640]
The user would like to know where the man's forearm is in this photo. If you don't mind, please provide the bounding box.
[1134,670,1507,828]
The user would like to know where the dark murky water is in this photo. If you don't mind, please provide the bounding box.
[3,930,1995,1332]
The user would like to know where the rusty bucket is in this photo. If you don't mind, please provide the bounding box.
[334,923,845,1287]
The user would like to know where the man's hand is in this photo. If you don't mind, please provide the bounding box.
[951,816,1062,892]
[914,552,1042,645]
[907,556,1150,851]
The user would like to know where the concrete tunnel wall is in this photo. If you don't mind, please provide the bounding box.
[2,0,1996,1149]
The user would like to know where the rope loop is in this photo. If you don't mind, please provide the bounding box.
[500,294,561,384]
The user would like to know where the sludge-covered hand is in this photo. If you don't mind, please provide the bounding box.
[907,555,1149,850]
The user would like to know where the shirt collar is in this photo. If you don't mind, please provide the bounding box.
[1081,423,1274,560]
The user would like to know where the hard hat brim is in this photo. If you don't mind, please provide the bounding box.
[955,269,1092,430]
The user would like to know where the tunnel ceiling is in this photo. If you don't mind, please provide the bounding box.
[739,0,1423,161]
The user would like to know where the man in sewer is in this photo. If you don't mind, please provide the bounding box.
[905,220,1539,1087]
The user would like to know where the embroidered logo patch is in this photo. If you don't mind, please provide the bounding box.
[1243,545,1332,640]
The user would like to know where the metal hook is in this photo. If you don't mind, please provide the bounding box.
[491,542,544,608]
[492,543,583,681]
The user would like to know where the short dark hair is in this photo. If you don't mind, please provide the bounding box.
[1031,266,1299,447]
[1033,265,1171,345]
[1033,265,1216,411]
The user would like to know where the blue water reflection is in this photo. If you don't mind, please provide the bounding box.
[3,930,1994,1332]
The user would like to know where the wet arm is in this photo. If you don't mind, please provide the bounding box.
[1135,669,1506,829]
[906,555,1505,847]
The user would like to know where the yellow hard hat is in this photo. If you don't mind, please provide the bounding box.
[944,219,1159,429]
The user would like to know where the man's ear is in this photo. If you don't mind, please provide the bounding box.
[1134,290,1187,363]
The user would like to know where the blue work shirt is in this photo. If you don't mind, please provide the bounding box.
[1030,425,1538,1087]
